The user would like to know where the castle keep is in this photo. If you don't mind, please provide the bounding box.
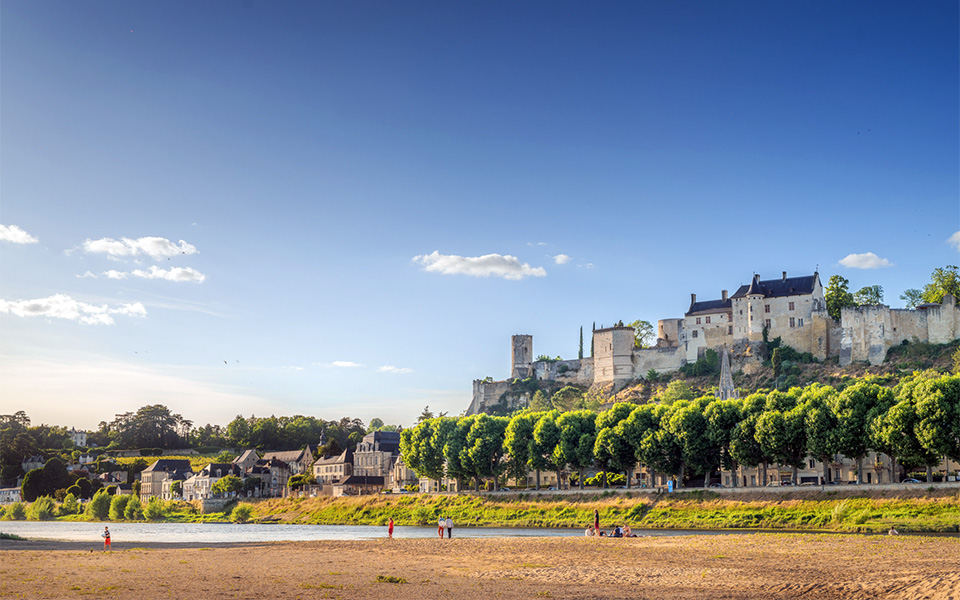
[467,270,960,415]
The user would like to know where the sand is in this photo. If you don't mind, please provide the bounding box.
[1,533,958,599]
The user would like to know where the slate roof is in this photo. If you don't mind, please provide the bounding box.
[356,431,401,454]
[338,475,384,486]
[233,449,259,464]
[314,448,353,466]
[198,463,242,477]
[262,449,311,464]
[685,298,733,317]
[730,274,818,300]
[142,459,193,473]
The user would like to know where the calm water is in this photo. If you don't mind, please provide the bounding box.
[0,522,738,543]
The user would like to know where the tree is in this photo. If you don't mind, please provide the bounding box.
[529,390,552,412]
[555,410,597,489]
[85,490,111,520]
[667,400,717,487]
[170,480,182,498]
[590,322,595,357]
[368,418,386,432]
[533,411,563,488]
[628,320,655,349]
[503,413,537,488]
[657,381,695,405]
[913,374,960,462]
[578,326,584,360]
[853,285,884,306]
[417,406,436,424]
[109,495,131,520]
[802,385,840,483]
[704,399,743,486]
[622,403,667,487]
[212,475,244,496]
[831,381,892,484]
[872,400,939,482]
[551,387,585,412]
[920,265,960,304]
[463,415,509,490]
[825,275,855,321]
[771,348,783,380]
[594,403,636,488]
[60,492,80,516]
[901,288,924,309]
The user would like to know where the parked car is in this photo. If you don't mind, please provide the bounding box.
[709,483,725,488]
[901,478,922,483]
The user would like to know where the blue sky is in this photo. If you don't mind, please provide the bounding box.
[1,1,958,430]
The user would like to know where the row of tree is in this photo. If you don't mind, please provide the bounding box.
[401,371,960,491]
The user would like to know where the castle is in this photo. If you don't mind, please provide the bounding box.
[468,270,960,414]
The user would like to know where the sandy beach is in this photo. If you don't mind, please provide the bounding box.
[2,533,958,600]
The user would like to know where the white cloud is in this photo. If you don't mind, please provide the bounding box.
[132,266,206,283]
[331,361,363,368]
[377,365,413,374]
[105,270,128,280]
[838,252,893,269]
[412,250,547,280]
[0,294,146,325]
[949,231,960,251]
[0,224,39,244]
[82,236,198,260]
[553,254,571,265]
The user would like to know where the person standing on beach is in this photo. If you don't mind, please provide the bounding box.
[445,516,453,539]
[102,526,111,551]
[388,518,394,539]
[439,517,445,539]
[594,509,600,533]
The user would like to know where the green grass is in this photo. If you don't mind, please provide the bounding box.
[0,532,27,541]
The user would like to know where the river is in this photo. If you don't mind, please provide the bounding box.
[0,521,746,543]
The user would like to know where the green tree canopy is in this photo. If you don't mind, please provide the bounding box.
[825,275,855,321]
[628,320,655,349]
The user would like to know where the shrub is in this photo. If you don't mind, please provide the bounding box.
[6,502,26,520]
[124,497,144,520]
[142,497,166,521]
[60,493,80,516]
[109,495,131,520]
[232,503,254,523]
[105,485,118,496]
[86,491,111,520]
[66,484,82,499]
[29,496,56,520]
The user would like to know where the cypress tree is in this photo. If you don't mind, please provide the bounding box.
[578,326,583,359]
[590,322,595,357]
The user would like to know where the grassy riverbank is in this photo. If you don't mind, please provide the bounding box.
[237,488,960,533]
[8,488,958,533]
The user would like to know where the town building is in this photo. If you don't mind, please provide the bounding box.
[353,431,401,479]
[139,459,193,502]
[67,428,87,448]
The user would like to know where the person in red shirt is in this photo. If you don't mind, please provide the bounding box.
[388,518,394,539]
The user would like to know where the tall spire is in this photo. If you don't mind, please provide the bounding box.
[717,345,738,401]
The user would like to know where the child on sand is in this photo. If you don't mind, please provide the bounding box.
[439,517,445,539]
[102,526,111,551]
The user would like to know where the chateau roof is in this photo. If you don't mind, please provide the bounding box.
[314,448,353,466]
[685,298,732,316]
[730,274,817,300]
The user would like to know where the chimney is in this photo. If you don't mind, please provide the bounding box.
[690,293,697,306]
[782,271,787,281]
[721,290,728,302]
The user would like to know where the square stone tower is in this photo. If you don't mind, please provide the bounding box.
[511,334,533,378]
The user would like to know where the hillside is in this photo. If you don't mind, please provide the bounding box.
[605,339,960,405]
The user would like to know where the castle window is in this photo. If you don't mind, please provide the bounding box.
[790,317,796,328]
[705,316,711,324]
[692,330,698,338]
[765,319,771,328]
[799,318,804,327]
[765,304,770,313]
[789,302,795,311]
[728,326,733,335]
[696,317,701,325]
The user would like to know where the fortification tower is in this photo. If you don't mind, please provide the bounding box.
[592,323,636,387]
[511,334,533,378]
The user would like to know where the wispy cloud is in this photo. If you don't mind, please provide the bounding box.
[526,241,548,247]
[838,252,893,269]
[949,231,960,251]
[78,270,129,280]
[377,365,413,374]
[552,254,571,265]
[330,361,363,368]
[132,266,206,283]
[0,294,147,325]
[82,236,198,260]
[412,250,546,280]
[0,224,39,244]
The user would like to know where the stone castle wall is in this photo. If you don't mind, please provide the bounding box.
[840,295,959,365]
